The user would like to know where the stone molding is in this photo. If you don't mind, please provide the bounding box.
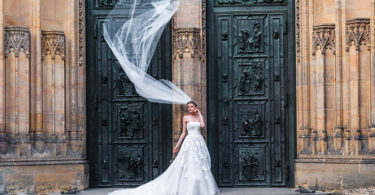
[312,24,335,55]
[202,0,207,63]
[79,0,85,66]
[295,0,300,63]
[4,26,30,58]
[42,31,65,60]
[173,27,201,59]
[345,18,370,52]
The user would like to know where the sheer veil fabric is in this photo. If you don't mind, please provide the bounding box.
[103,0,191,104]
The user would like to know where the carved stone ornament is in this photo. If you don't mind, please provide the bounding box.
[312,24,335,56]
[79,0,85,66]
[173,28,201,59]
[5,26,31,58]
[295,0,300,63]
[42,31,65,60]
[345,18,370,52]
[202,0,207,63]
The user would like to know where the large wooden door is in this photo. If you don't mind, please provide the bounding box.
[86,0,173,187]
[207,0,296,187]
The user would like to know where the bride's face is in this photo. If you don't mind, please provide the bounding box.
[187,103,197,114]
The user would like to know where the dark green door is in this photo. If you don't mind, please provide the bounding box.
[207,0,296,187]
[86,0,173,187]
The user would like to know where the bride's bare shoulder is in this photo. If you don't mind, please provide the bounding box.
[182,115,190,121]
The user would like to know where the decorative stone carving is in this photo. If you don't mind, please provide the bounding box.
[42,31,65,60]
[312,24,335,55]
[345,18,370,52]
[202,0,207,63]
[5,27,30,58]
[173,28,201,59]
[295,0,300,63]
[79,0,85,66]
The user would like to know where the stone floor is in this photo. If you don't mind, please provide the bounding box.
[51,187,331,195]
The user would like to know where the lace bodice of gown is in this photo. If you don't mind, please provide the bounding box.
[108,121,220,195]
[186,121,202,135]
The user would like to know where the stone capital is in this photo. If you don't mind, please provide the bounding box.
[5,27,30,58]
[345,18,370,52]
[42,31,65,60]
[312,24,335,55]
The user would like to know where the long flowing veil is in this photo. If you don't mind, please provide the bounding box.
[103,0,191,104]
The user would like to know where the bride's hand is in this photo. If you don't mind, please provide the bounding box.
[195,108,201,115]
[173,146,180,154]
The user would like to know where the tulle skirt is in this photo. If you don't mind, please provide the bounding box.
[108,133,220,195]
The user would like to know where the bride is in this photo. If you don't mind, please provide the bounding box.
[109,101,220,195]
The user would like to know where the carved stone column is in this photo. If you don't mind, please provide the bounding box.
[296,0,375,191]
[4,26,31,158]
[30,0,44,155]
[41,31,66,156]
[0,0,6,154]
[0,0,88,194]
[77,0,87,159]
[370,0,375,152]
[345,18,370,155]
[312,24,335,155]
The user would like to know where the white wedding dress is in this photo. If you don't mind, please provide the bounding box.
[109,121,220,195]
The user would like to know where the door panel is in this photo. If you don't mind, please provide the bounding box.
[86,0,172,187]
[208,0,294,187]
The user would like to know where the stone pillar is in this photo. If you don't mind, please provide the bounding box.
[0,0,88,193]
[172,0,206,150]
[5,26,31,158]
[65,0,82,157]
[77,0,87,159]
[369,0,375,151]
[42,31,66,156]
[0,0,6,154]
[30,0,44,155]
[333,0,344,151]
[296,0,375,191]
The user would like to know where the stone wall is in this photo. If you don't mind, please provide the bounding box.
[296,0,375,191]
[172,0,207,150]
[0,0,87,194]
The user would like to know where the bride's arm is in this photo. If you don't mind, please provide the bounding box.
[174,116,187,153]
[197,110,205,129]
